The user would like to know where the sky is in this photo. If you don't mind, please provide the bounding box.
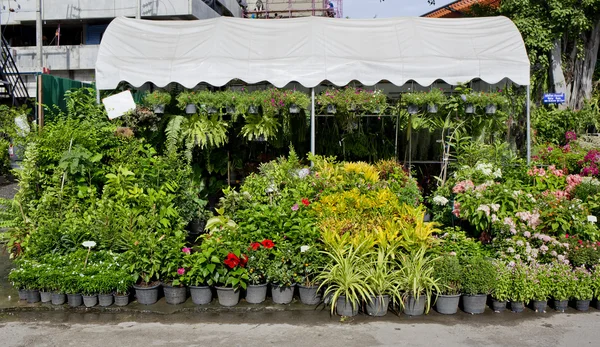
[343,0,456,18]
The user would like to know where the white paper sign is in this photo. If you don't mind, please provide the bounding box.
[588,215,597,223]
[102,90,136,120]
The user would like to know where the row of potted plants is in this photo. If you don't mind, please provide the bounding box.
[402,89,508,115]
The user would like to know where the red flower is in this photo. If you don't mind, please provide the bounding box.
[240,254,249,267]
[578,239,583,245]
[249,242,261,251]
[565,234,569,239]
[261,239,275,249]
[301,198,310,206]
[224,252,240,269]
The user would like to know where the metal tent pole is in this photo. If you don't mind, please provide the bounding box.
[394,112,399,159]
[310,88,316,164]
[526,85,531,165]
[136,0,141,19]
[36,0,43,70]
[96,85,101,104]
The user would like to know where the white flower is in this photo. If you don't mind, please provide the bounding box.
[507,247,515,254]
[297,168,310,179]
[433,196,449,206]
[514,254,521,259]
[490,204,500,212]
[492,169,502,178]
[300,245,310,253]
[516,240,524,247]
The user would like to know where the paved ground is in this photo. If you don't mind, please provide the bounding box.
[0,310,599,347]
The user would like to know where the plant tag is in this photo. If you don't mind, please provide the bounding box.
[300,245,310,253]
[588,215,597,224]
[82,241,97,248]
[102,90,136,120]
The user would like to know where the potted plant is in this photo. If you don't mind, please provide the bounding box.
[114,272,134,307]
[298,245,326,305]
[266,241,300,305]
[8,267,28,300]
[144,90,171,114]
[181,244,219,305]
[592,265,600,310]
[508,261,534,313]
[195,90,218,115]
[362,89,388,115]
[214,250,249,307]
[161,241,188,305]
[481,92,508,115]
[317,240,373,317]
[284,90,310,115]
[49,270,67,305]
[124,230,166,305]
[434,254,462,315]
[245,240,272,304]
[422,88,446,114]
[316,89,339,114]
[176,91,197,114]
[461,256,495,314]
[531,264,552,313]
[549,262,574,312]
[364,247,399,316]
[402,92,426,114]
[463,93,484,114]
[491,260,511,312]
[80,274,99,308]
[62,273,83,308]
[38,267,53,303]
[573,267,594,311]
[94,273,114,307]
[397,247,440,316]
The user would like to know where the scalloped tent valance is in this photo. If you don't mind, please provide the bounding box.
[95,16,530,90]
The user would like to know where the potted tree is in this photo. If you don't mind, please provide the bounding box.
[124,231,165,305]
[176,91,197,114]
[397,247,440,316]
[434,254,462,315]
[144,90,171,114]
[573,267,594,311]
[461,256,495,314]
[508,261,534,313]
[491,261,511,312]
[550,262,574,312]
[245,240,271,304]
[532,264,552,313]
[317,240,373,317]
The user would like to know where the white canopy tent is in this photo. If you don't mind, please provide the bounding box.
[95,15,532,162]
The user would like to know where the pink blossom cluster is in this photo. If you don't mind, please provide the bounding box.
[477,204,490,216]
[581,150,600,177]
[515,211,541,230]
[452,180,475,194]
[527,167,546,177]
[503,217,517,235]
[566,174,583,193]
[547,165,565,177]
[542,189,569,200]
[452,201,461,218]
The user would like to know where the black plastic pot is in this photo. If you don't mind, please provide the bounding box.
[98,294,114,307]
[83,295,98,308]
[190,286,212,305]
[40,291,52,303]
[492,299,507,313]
[576,299,591,311]
[366,295,389,317]
[163,284,187,305]
[404,295,426,316]
[52,293,66,305]
[298,285,322,305]
[336,296,359,317]
[407,104,419,114]
[462,294,487,314]
[554,299,568,312]
[245,284,267,304]
[185,104,197,114]
[533,300,547,313]
[436,294,460,315]
[216,287,240,307]
[67,293,83,307]
[134,283,161,305]
[511,301,525,313]
[153,104,165,114]
[271,284,294,304]
[114,294,130,307]
[27,290,41,303]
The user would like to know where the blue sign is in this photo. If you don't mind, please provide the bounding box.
[543,93,566,104]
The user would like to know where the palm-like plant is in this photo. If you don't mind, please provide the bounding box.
[317,239,374,315]
[396,247,440,314]
[165,114,228,161]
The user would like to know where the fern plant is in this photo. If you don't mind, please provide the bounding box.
[241,114,280,141]
[165,114,228,161]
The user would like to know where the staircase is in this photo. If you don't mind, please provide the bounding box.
[0,35,29,106]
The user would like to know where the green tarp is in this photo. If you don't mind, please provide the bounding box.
[41,74,93,113]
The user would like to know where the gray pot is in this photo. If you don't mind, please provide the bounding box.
[271,284,294,304]
[404,295,426,316]
[298,285,322,305]
[83,295,98,308]
[133,283,160,305]
[511,301,525,313]
[190,286,212,305]
[153,104,165,114]
[207,106,218,114]
[27,290,41,303]
[216,287,240,307]
[98,294,114,307]
[465,103,475,114]
[67,294,83,307]
[246,284,267,304]
[336,296,359,317]
[435,294,460,315]
[427,104,438,114]
[327,104,336,114]
[492,299,507,312]
[533,300,547,313]
[366,295,389,317]
[51,293,66,305]
[289,104,300,114]
[248,105,259,114]
[595,299,600,310]
[462,294,487,314]
[114,294,130,307]
[40,291,52,303]
[554,299,568,312]
[576,299,591,311]
[407,104,419,114]
[185,104,197,114]
[485,104,497,114]
[226,106,236,115]
[163,285,187,305]
[18,289,27,300]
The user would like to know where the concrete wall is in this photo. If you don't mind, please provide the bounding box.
[13,45,99,71]
[246,0,327,16]
[0,0,227,24]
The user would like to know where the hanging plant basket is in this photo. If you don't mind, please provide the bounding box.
[485,104,497,115]
[348,104,357,112]
[153,104,166,114]
[327,104,336,114]
[226,105,236,115]
[427,104,438,114]
[248,105,259,114]
[289,104,300,114]
[465,103,475,114]
[185,104,197,114]
[207,106,218,114]
[407,104,419,114]
[253,135,267,142]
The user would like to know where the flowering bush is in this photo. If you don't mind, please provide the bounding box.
[508,261,535,303]
[549,262,575,301]
[531,263,553,302]
[573,266,594,300]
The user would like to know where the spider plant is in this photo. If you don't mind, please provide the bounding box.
[396,247,440,314]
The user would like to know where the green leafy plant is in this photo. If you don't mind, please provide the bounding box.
[492,260,511,302]
[422,88,446,107]
[144,90,172,107]
[364,246,400,302]
[434,254,462,295]
[508,261,534,304]
[180,245,220,287]
[176,91,197,110]
[573,266,594,301]
[461,256,495,295]
[166,114,229,160]
[532,263,553,302]
[549,262,575,301]
[396,247,440,313]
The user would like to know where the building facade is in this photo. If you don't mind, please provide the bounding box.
[0,0,244,93]
[421,0,500,18]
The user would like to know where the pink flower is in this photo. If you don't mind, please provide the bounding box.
[291,203,299,211]
[177,268,185,275]
[452,180,475,194]
[182,247,191,254]
[452,201,461,218]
